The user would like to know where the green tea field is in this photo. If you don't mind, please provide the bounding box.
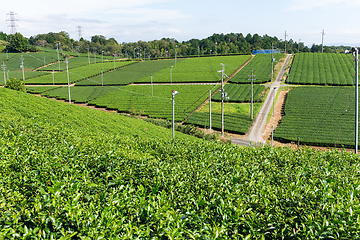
[289,53,354,86]
[2,87,360,238]
[274,86,357,148]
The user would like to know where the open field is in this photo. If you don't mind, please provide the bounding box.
[2,88,360,238]
[229,53,284,84]
[289,53,354,86]
[274,86,357,148]
[134,55,251,83]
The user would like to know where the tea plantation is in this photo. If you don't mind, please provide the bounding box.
[2,87,360,238]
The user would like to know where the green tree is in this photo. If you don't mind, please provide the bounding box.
[5,33,37,52]
[5,78,26,92]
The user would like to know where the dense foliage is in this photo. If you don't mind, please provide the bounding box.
[289,53,354,86]
[2,87,360,238]
[5,77,26,92]
[5,33,38,53]
[274,86,357,148]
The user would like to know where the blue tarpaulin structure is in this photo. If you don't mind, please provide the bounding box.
[252,49,280,55]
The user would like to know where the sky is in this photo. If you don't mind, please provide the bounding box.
[1,0,360,46]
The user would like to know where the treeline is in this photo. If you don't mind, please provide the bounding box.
[0,31,353,56]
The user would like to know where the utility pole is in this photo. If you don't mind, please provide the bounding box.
[172,90,179,139]
[87,47,90,65]
[114,53,117,70]
[284,31,288,54]
[2,62,6,86]
[215,42,217,56]
[218,63,225,136]
[102,51,104,63]
[346,47,359,153]
[273,87,277,117]
[20,55,25,81]
[94,48,96,63]
[209,90,212,132]
[65,58,71,104]
[321,29,325,53]
[56,43,60,71]
[175,45,177,67]
[271,43,274,80]
[101,68,104,86]
[170,66,173,84]
[248,69,256,119]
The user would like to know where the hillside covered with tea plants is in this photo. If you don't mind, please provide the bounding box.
[2,87,360,238]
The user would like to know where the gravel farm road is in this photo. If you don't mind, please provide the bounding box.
[231,54,292,146]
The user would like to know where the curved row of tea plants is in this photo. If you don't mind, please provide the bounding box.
[77,59,176,86]
[87,84,220,122]
[274,86,357,148]
[289,53,354,86]
[2,87,360,238]
[229,53,284,84]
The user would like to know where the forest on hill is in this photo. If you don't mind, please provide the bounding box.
[0,30,351,56]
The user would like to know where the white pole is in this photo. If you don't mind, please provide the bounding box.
[57,43,60,71]
[221,63,225,137]
[101,68,104,87]
[102,51,104,63]
[172,92,175,139]
[170,66,173,84]
[21,55,25,81]
[175,45,177,67]
[2,62,6,85]
[355,48,359,153]
[209,90,212,132]
[273,87,277,117]
[65,58,71,104]
[87,48,90,65]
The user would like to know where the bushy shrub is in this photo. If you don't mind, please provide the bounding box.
[5,77,26,92]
